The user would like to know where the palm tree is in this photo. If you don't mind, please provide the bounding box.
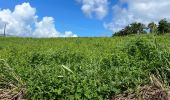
[148,22,157,33]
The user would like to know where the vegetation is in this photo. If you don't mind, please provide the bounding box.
[113,19,170,36]
[114,22,146,36]
[0,35,170,99]
[158,19,170,34]
[148,22,157,34]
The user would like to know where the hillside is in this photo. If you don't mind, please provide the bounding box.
[0,35,170,99]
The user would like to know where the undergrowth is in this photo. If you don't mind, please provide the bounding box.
[0,35,170,99]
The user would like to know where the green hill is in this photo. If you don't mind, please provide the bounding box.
[0,35,170,99]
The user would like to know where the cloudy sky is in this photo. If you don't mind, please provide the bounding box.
[0,0,170,37]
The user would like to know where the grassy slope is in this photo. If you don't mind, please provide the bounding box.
[0,35,170,99]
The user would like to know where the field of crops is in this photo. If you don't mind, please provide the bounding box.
[0,35,170,99]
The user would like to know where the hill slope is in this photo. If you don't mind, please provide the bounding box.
[0,35,170,99]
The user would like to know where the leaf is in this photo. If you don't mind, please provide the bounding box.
[57,75,64,78]
[61,65,74,73]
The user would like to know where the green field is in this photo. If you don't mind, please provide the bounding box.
[0,35,170,99]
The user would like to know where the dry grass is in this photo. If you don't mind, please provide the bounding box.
[0,59,26,100]
[0,88,25,100]
[111,75,170,100]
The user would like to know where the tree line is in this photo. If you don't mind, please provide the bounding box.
[113,19,170,36]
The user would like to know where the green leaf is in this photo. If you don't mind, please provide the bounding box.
[61,65,74,73]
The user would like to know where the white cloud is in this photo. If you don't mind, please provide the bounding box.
[105,0,170,32]
[63,31,78,37]
[78,0,109,19]
[33,17,60,38]
[0,2,77,37]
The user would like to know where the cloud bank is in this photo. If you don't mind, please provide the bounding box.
[77,0,109,19]
[0,3,77,37]
[105,0,170,32]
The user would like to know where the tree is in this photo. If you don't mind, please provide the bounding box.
[158,19,170,34]
[148,22,157,33]
[113,22,145,36]
[130,22,145,34]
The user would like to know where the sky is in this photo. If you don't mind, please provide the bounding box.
[0,0,170,37]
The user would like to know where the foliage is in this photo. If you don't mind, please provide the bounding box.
[148,22,157,33]
[158,19,170,34]
[113,19,170,36]
[113,22,146,36]
[0,35,170,99]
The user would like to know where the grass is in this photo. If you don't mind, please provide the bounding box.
[0,34,170,99]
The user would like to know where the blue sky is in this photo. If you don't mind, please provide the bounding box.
[0,0,118,37]
[0,0,170,37]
